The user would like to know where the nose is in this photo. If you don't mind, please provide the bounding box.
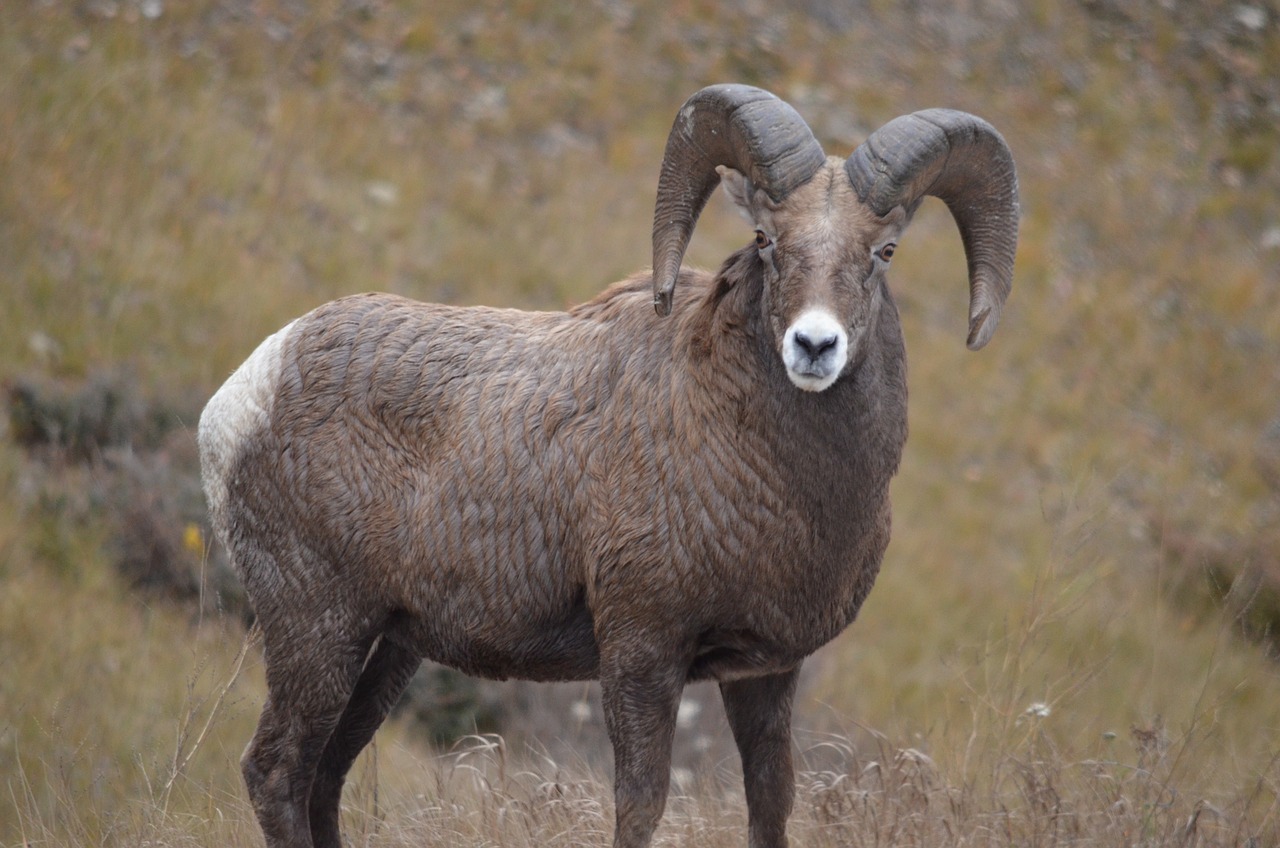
[793,329,839,362]
[782,309,848,392]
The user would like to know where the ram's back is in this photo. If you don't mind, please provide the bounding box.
[200,288,675,678]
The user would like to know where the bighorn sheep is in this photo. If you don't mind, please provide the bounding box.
[199,84,1018,848]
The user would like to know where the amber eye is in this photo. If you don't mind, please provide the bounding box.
[875,243,896,262]
[755,230,772,250]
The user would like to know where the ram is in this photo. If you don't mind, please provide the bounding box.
[199,84,1018,848]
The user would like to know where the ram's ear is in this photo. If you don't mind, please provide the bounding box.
[716,165,756,221]
[872,205,910,245]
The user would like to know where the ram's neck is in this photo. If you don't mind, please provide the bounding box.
[678,248,909,518]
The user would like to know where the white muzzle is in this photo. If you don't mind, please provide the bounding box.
[782,309,848,392]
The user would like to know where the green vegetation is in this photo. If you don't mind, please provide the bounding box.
[2,0,1279,844]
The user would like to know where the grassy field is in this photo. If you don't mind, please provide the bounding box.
[2,0,1280,844]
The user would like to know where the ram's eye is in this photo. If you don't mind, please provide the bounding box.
[755,230,772,250]
[875,243,896,262]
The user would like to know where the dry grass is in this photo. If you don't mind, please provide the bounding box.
[10,690,1277,846]
[3,0,1280,845]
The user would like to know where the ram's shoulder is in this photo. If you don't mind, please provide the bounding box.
[569,271,715,322]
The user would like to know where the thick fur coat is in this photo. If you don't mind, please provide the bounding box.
[203,247,907,690]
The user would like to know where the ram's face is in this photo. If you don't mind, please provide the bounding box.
[719,160,906,392]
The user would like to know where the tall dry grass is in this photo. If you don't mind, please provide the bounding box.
[9,642,1276,846]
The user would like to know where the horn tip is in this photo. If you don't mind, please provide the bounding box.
[654,288,673,317]
[966,307,999,350]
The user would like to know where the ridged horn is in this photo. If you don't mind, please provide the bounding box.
[652,84,827,316]
[845,109,1019,350]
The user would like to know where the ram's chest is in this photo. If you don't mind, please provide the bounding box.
[702,478,889,638]
[584,410,896,667]
[673,484,891,681]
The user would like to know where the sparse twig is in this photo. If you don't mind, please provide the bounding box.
[159,622,260,816]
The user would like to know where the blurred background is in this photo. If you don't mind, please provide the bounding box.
[2,0,1279,844]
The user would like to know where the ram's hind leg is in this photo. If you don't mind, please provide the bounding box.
[308,637,421,848]
[242,615,374,848]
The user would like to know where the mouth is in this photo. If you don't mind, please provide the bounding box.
[785,362,841,392]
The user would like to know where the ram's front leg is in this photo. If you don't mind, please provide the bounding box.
[720,667,801,848]
[598,638,688,848]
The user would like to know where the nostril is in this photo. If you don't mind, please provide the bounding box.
[794,331,838,361]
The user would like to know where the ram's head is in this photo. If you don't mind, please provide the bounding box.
[652,84,1019,391]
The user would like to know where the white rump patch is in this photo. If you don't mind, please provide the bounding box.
[198,320,296,520]
[782,309,848,392]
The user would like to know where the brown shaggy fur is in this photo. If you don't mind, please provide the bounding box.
[203,241,908,847]
[201,83,1018,848]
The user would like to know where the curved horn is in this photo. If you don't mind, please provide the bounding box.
[652,84,827,316]
[845,109,1019,350]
